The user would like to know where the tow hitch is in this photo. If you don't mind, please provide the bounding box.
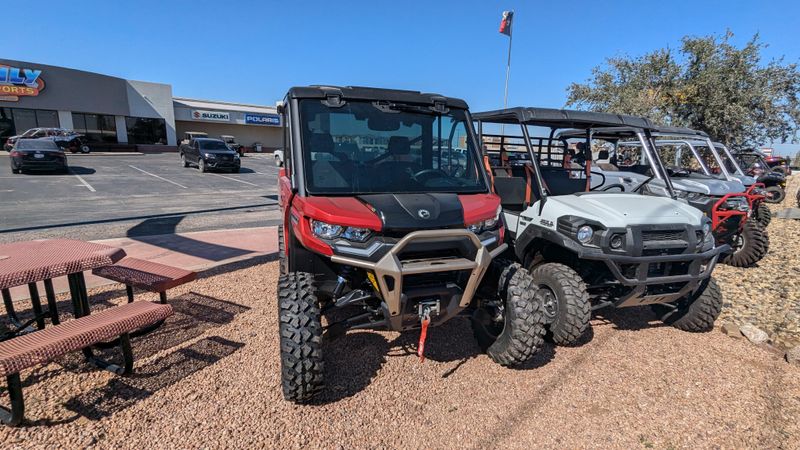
[417,300,440,362]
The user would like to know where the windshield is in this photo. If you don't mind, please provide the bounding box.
[17,139,59,150]
[714,146,741,175]
[657,144,707,175]
[199,140,230,151]
[298,99,486,194]
[694,145,724,176]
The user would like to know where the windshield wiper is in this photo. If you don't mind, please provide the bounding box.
[633,174,656,193]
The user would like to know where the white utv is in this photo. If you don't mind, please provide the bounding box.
[474,108,727,345]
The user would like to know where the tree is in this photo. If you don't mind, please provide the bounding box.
[566,32,800,149]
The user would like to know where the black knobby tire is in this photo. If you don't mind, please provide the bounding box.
[721,219,769,267]
[651,278,722,332]
[531,263,590,346]
[754,202,772,228]
[764,186,785,204]
[278,272,324,402]
[278,225,288,275]
[470,262,546,366]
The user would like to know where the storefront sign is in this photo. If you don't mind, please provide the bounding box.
[192,110,230,121]
[245,113,280,126]
[0,65,45,101]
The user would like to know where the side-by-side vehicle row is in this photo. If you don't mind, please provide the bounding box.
[275,86,758,402]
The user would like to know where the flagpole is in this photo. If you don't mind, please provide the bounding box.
[503,19,513,109]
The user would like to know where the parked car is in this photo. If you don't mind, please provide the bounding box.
[9,138,68,174]
[733,151,787,204]
[179,131,208,145]
[220,135,244,156]
[179,137,240,173]
[4,128,89,153]
[764,154,791,175]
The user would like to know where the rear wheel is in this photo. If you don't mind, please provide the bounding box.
[754,202,772,228]
[278,272,324,402]
[651,278,722,331]
[721,219,769,267]
[531,263,590,346]
[470,262,546,366]
[764,186,785,204]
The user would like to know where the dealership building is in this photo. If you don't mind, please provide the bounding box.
[0,58,281,151]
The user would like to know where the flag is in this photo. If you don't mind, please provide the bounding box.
[499,10,513,36]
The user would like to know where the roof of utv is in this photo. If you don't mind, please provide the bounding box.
[472,107,656,128]
[649,125,709,138]
[287,85,469,109]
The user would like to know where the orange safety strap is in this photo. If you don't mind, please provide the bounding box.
[523,164,534,205]
[483,155,495,186]
[417,318,430,362]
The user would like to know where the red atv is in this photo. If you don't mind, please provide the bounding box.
[276,86,547,402]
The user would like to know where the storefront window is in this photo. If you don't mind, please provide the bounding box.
[35,110,59,128]
[125,117,167,144]
[12,109,37,134]
[72,112,117,143]
[0,108,14,146]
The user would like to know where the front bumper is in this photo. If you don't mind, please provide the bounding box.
[330,229,506,331]
[204,157,240,169]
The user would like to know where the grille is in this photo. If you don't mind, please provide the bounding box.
[642,230,684,242]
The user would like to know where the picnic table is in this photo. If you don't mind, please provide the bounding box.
[0,239,127,330]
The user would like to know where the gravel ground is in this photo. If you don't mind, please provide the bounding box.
[2,256,800,448]
[715,175,800,350]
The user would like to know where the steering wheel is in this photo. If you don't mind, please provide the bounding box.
[588,171,606,191]
[413,168,450,183]
[601,184,627,192]
[667,166,690,177]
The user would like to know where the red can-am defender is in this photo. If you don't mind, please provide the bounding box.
[276,86,546,402]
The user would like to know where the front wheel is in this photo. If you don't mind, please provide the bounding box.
[181,153,189,168]
[11,168,20,174]
[278,272,324,402]
[651,278,722,331]
[763,186,785,204]
[531,263,590,346]
[721,219,769,267]
[198,159,207,173]
[754,202,771,228]
[80,144,90,154]
[470,262,546,366]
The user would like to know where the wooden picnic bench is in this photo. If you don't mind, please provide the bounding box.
[0,301,174,426]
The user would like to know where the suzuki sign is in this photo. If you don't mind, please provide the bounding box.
[245,113,280,126]
[192,110,231,122]
[0,65,45,102]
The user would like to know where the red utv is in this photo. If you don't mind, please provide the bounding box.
[276,86,547,402]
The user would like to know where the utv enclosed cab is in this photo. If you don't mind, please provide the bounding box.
[732,150,787,203]
[277,87,547,402]
[473,108,726,345]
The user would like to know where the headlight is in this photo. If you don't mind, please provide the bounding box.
[467,206,502,234]
[204,153,216,159]
[576,225,594,244]
[467,223,483,234]
[311,220,372,242]
[311,220,343,239]
[233,153,240,159]
[341,227,372,242]
[702,221,711,238]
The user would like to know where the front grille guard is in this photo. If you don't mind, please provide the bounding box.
[330,229,507,330]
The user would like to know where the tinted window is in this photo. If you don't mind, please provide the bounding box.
[198,140,229,151]
[17,139,59,150]
[126,117,167,144]
[299,99,485,194]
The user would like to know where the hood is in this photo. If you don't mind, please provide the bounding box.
[358,193,464,232]
[543,193,704,228]
[671,177,745,196]
[731,174,757,187]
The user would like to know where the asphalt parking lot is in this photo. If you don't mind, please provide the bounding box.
[0,152,282,242]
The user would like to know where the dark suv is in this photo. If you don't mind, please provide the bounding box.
[180,137,241,173]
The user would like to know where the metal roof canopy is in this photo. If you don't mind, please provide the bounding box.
[472,107,656,129]
[287,85,469,109]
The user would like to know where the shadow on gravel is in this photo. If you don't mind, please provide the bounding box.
[314,332,389,404]
[592,306,665,331]
[62,336,244,422]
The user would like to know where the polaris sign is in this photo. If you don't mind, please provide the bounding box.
[245,113,280,126]
[192,110,230,122]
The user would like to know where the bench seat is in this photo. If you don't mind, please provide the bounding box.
[92,258,196,293]
[0,301,173,378]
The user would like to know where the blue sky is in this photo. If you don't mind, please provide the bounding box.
[6,1,800,151]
